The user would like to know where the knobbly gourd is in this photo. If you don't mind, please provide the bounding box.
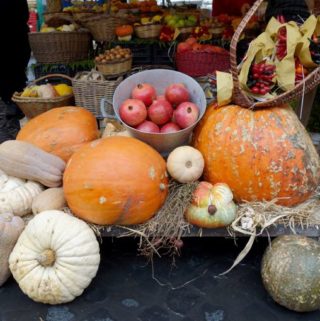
[185,182,237,228]
[166,146,204,183]
[193,104,320,206]
[0,140,66,187]
[0,169,44,216]
[9,210,100,304]
[0,213,24,286]
[32,188,66,214]
[63,136,168,225]
[16,106,100,162]
[261,235,320,312]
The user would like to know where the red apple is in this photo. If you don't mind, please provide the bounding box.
[131,83,157,106]
[160,122,181,133]
[177,42,192,54]
[119,99,147,127]
[173,102,199,129]
[136,120,160,133]
[165,83,190,106]
[148,99,173,126]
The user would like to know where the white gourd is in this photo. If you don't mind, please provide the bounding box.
[0,170,44,216]
[167,146,204,183]
[9,210,100,304]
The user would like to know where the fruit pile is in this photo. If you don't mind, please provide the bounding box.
[247,61,276,95]
[119,83,200,133]
[177,37,227,54]
[21,84,73,98]
[95,46,132,64]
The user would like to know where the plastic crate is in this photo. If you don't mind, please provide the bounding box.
[108,41,153,65]
[152,43,174,67]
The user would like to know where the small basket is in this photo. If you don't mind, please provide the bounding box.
[95,56,132,77]
[82,14,128,42]
[176,50,230,77]
[134,24,162,39]
[12,74,74,119]
[29,31,92,64]
[72,70,123,117]
[230,0,320,108]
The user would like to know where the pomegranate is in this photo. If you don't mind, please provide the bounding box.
[156,95,167,102]
[148,99,173,126]
[131,83,157,106]
[160,122,181,133]
[173,102,199,129]
[136,120,160,133]
[177,42,192,54]
[119,99,147,127]
[165,83,190,106]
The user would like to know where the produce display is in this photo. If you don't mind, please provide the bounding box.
[261,235,320,312]
[21,83,73,98]
[119,82,200,133]
[95,46,132,64]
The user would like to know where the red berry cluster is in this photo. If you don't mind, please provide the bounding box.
[247,62,276,95]
[276,27,287,61]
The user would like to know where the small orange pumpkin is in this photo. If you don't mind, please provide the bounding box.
[63,136,168,225]
[17,107,99,162]
[115,24,134,37]
[193,104,320,206]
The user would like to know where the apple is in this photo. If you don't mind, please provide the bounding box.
[148,99,173,125]
[119,99,147,127]
[165,83,190,106]
[136,120,160,133]
[160,122,181,133]
[173,102,199,129]
[131,83,156,106]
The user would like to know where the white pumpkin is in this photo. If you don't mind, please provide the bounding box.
[167,146,204,183]
[9,210,100,304]
[0,169,44,216]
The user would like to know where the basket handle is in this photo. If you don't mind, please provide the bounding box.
[31,73,73,86]
[100,98,118,119]
[229,0,264,107]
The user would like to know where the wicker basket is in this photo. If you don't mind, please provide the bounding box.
[82,14,128,42]
[29,31,92,64]
[72,71,123,117]
[12,74,75,119]
[134,24,162,39]
[230,0,320,108]
[46,0,61,13]
[176,50,230,77]
[95,57,132,77]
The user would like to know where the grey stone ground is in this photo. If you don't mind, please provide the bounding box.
[1,238,320,321]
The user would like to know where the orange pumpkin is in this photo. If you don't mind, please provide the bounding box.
[193,104,320,206]
[17,107,99,162]
[115,24,134,37]
[63,136,168,225]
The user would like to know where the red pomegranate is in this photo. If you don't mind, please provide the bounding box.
[119,99,147,127]
[136,120,160,133]
[131,83,157,106]
[148,100,173,126]
[160,122,181,133]
[165,83,190,106]
[173,102,199,129]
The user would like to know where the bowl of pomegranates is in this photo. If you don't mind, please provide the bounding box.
[111,69,206,155]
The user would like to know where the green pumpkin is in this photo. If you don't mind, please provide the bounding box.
[261,235,320,312]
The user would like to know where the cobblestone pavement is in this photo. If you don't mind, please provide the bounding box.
[1,238,320,321]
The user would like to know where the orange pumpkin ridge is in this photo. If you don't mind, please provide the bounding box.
[193,104,320,206]
[16,107,100,162]
[63,136,168,225]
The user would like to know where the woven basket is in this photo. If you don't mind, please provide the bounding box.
[72,12,96,25]
[230,0,320,108]
[176,50,230,77]
[29,31,91,64]
[72,71,122,117]
[46,0,61,13]
[134,24,162,39]
[95,57,132,77]
[82,14,128,42]
[12,74,74,119]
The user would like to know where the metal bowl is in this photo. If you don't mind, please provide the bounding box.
[112,69,207,155]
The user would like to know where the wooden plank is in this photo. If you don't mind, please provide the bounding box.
[100,224,320,238]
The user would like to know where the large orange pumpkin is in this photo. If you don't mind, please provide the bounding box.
[193,104,320,206]
[63,136,168,225]
[17,107,99,162]
[115,24,134,37]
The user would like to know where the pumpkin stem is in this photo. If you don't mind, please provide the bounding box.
[185,160,192,168]
[208,205,217,215]
[37,249,56,267]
